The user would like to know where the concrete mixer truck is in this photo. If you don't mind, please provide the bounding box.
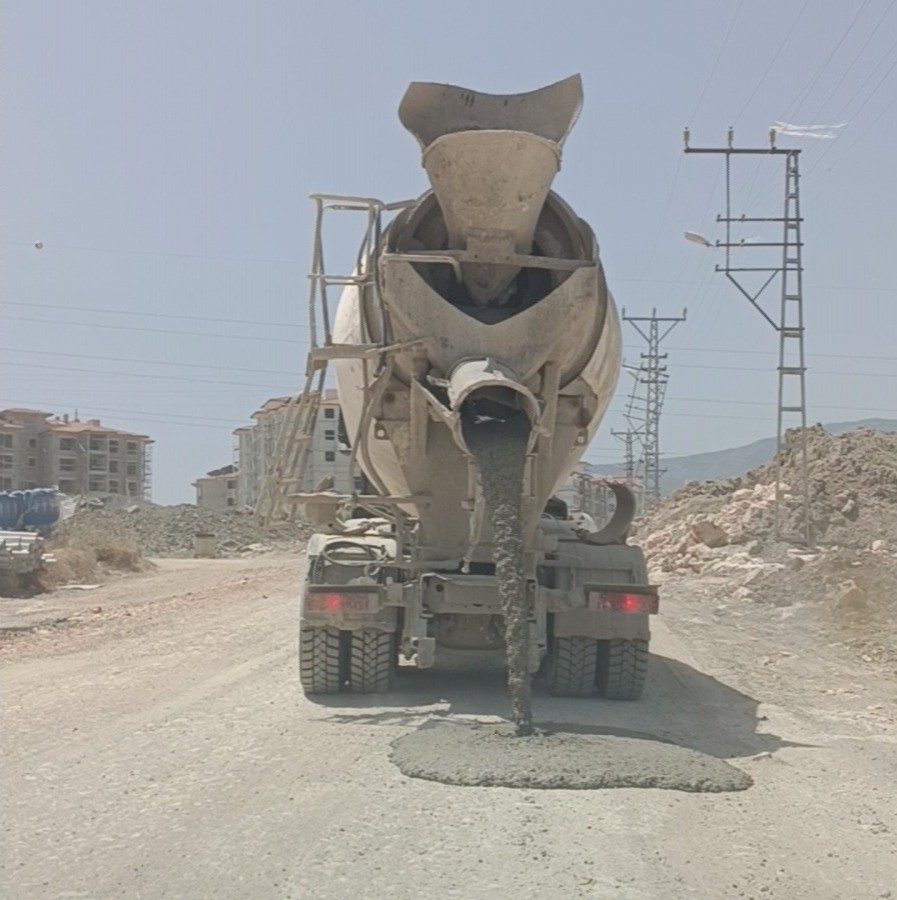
[276,76,658,712]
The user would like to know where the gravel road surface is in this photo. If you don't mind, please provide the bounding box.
[3,556,895,899]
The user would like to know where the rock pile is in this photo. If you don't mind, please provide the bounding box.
[53,504,310,559]
[635,426,897,665]
[638,426,897,579]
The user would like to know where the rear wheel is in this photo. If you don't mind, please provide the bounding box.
[299,627,343,695]
[546,636,598,697]
[348,629,395,693]
[596,638,649,700]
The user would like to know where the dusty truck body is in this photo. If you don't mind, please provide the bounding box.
[283,76,657,699]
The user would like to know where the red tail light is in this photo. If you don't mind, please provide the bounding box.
[587,590,658,615]
[305,591,377,614]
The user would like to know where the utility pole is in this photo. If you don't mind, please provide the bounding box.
[611,428,636,484]
[622,308,687,508]
[684,127,810,545]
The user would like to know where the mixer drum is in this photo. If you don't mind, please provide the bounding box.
[330,78,623,561]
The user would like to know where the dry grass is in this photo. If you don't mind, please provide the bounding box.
[37,515,151,590]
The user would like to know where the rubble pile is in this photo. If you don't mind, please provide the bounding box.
[636,426,897,665]
[52,504,310,559]
[638,427,897,577]
[0,531,54,596]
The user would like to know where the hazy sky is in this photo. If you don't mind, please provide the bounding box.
[3,0,896,504]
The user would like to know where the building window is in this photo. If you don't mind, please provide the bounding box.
[127,462,137,476]
[58,480,76,494]
[324,451,335,462]
[108,480,119,492]
[27,457,36,467]
[28,438,36,447]
[126,441,138,454]
[89,438,105,451]
[108,439,119,453]
[127,481,138,496]
[324,429,335,440]
[0,476,13,489]
[59,437,76,451]
[227,479,237,489]
[0,455,13,470]
[88,478,104,492]
[109,460,119,473]
[59,458,75,472]
[323,408,335,419]
[0,434,13,448]
[226,497,235,507]
[89,455,106,471]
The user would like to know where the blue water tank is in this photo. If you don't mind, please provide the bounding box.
[0,491,25,531]
[21,489,61,535]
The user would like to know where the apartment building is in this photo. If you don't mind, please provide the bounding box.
[0,408,153,499]
[192,464,238,510]
[233,390,354,509]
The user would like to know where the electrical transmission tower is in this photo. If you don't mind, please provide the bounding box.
[684,127,810,545]
[622,308,687,508]
[611,427,636,484]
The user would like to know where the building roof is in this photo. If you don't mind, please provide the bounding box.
[206,464,237,477]
[48,421,152,440]
[1,407,54,419]
[251,396,292,418]
[1,408,152,441]
[249,390,340,420]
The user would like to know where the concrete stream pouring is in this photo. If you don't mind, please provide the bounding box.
[463,411,533,736]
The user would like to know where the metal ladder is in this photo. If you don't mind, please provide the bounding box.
[255,195,398,526]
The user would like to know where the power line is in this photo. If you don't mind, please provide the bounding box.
[646,0,744,272]
[0,300,302,330]
[3,345,893,383]
[806,89,897,177]
[0,239,300,267]
[0,362,293,390]
[638,344,897,362]
[829,32,897,121]
[690,0,745,123]
[0,346,297,377]
[0,400,240,432]
[667,395,897,414]
[785,0,874,122]
[733,0,812,126]
[807,0,896,124]
[748,29,897,199]
[806,50,897,178]
[2,314,305,345]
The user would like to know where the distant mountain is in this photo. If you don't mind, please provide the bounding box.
[590,419,897,496]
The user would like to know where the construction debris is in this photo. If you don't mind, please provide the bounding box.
[637,426,897,666]
[52,503,310,559]
[0,531,54,596]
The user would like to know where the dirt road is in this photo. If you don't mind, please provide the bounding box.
[3,557,895,899]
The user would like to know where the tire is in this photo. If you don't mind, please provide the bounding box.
[596,638,649,701]
[299,627,343,695]
[546,636,598,697]
[348,629,394,693]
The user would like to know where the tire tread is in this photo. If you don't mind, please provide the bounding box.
[597,638,649,700]
[349,629,394,693]
[547,636,598,697]
[299,627,343,694]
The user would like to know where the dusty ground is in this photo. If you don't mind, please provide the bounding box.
[2,555,896,900]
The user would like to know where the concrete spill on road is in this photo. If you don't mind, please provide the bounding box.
[392,722,753,791]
